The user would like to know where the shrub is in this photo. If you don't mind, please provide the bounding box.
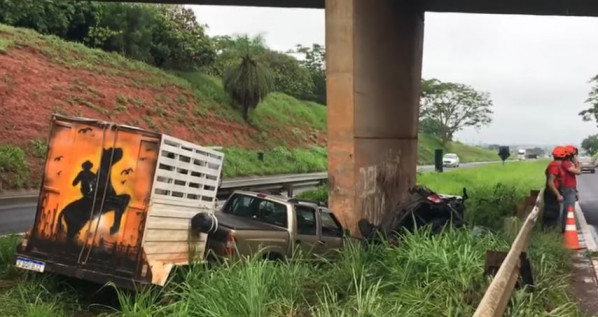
[0,144,29,190]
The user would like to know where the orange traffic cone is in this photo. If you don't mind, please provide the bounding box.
[564,205,584,250]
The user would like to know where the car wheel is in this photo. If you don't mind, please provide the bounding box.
[592,169,596,174]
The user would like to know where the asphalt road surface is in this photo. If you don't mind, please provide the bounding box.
[0,203,37,235]
[577,171,598,241]
[0,160,505,235]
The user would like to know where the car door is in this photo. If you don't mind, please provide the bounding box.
[317,208,345,257]
[293,205,320,258]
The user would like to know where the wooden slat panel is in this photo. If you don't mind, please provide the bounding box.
[144,229,207,242]
[148,209,197,219]
[144,241,205,255]
[145,220,190,230]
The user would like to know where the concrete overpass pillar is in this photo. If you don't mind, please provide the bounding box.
[326,0,424,234]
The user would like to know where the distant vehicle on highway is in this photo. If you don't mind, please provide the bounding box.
[442,153,460,168]
[517,149,526,160]
[578,156,596,174]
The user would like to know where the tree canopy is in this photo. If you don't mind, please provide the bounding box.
[580,75,598,127]
[0,1,215,70]
[582,134,598,156]
[420,79,493,145]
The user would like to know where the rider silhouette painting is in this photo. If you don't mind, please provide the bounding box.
[72,160,96,198]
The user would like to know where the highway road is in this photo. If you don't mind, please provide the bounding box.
[577,172,598,243]
[0,203,36,235]
[0,160,505,235]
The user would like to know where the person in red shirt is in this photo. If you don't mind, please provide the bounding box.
[543,146,566,229]
[560,145,581,231]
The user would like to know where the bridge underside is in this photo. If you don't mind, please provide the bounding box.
[104,0,598,233]
[121,0,598,17]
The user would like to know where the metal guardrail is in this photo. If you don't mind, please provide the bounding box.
[473,189,544,317]
[217,172,327,197]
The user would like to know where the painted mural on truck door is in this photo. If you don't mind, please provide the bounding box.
[28,118,159,273]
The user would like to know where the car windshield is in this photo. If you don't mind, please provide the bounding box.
[222,193,288,227]
[444,154,457,159]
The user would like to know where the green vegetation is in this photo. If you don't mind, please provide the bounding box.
[419,160,546,229]
[223,55,272,121]
[582,134,598,156]
[0,144,29,190]
[0,2,214,71]
[297,185,329,205]
[28,139,47,159]
[222,147,327,178]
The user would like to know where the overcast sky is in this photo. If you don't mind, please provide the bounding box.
[191,6,598,146]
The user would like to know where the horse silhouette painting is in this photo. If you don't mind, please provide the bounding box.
[57,148,131,241]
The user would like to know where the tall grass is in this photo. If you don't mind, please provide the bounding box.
[102,228,580,316]
[222,146,327,178]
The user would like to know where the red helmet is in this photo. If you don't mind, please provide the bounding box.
[565,145,578,155]
[552,146,568,158]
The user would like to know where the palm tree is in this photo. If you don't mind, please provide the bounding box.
[223,54,272,121]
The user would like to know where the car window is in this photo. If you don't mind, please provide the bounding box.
[295,205,317,235]
[222,194,288,228]
[321,210,343,237]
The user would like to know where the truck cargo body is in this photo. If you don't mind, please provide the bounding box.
[15,115,223,288]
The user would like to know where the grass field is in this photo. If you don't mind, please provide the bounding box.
[0,160,582,317]
[222,146,327,178]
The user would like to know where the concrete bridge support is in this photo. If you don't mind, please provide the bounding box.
[326,0,424,234]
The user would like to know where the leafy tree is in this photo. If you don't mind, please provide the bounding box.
[223,55,272,121]
[258,50,314,99]
[210,35,315,101]
[582,134,598,156]
[420,78,493,146]
[208,34,268,77]
[418,117,443,139]
[93,4,159,63]
[0,0,77,36]
[0,1,214,70]
[150,5,214,69]
[294,44,326,104]
[580,76,598,126]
